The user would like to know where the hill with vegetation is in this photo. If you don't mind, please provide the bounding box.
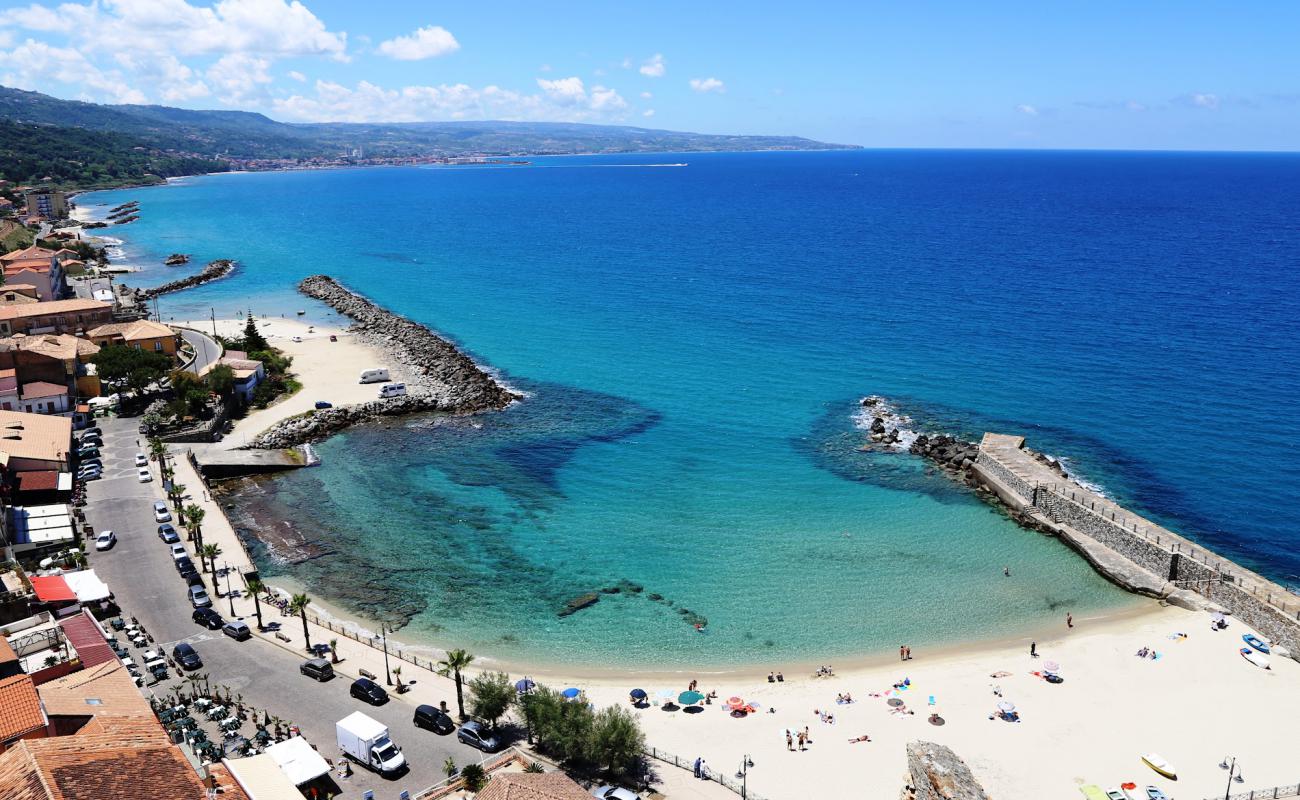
[0,119,228,187]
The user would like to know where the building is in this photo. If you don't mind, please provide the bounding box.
[0,334,101,398]
[0,674,46,752]
[22,190,67,220]
[0,410,73,472]
[475,772,593,800]
[18,383,69,416]
[1,259,63,302]
[218,356,265,403]
[86,320,179,359]
[0,247,57,265]
[0,286,40,306]
[0,368,17,411]
[0,300,112,337]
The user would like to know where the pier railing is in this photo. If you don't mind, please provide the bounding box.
[1036,483,1300,622]
[1211,782,1299,800]
[303,611,449,674]
[643,746,768,800]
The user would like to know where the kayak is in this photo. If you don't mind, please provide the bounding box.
[1079,786,1110,800]
[1141,753,1177,780]
[1240,647,1271,669]
[1242,634,1270,653]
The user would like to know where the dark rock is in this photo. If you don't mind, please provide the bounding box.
[138,259,235,299]
[558,593,600,617]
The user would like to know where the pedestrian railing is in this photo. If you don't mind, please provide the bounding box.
[643,746,767,800]
[304,612,447,674]
[1212,783,1300,800]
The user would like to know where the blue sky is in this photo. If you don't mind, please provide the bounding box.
[0,0,1297,149]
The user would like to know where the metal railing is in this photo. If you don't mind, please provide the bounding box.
[1212,782,1299,800]
[304,612,446,674]
[644,746,768,800]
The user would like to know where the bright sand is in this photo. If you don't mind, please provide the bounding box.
[174,316,398,448]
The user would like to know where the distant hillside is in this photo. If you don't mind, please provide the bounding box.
[0,119,228,187]
[0,85,857,160]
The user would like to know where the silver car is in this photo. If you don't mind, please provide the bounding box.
[188,585,212,608]
[153,501,172,523]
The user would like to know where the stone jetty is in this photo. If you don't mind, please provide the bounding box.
[248,275,518,448]
[138,259,235,298]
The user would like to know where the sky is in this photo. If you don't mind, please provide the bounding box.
[0,0,1298,149]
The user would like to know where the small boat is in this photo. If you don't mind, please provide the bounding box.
[1078,785,1109,800]
[296,310,306,316]
[1145,787,1169,800]
[1104,788,1126,800]
[1240,647,1270,669]
[1242,634,1270,653]
[1141,753,1177,780]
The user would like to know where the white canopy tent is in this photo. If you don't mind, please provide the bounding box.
[266,736,330,785]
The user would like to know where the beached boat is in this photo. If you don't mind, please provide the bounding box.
[1145,787,1169,800]
[1240,647,1270,669]
[1242,633,1270,653]
[1078,785,1110,800]
[1141,753,1176,780]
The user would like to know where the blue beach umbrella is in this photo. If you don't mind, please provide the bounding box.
[630,689,647,700]
[515,678,535,693]
[562,687,581,699]
[678,690,705,705]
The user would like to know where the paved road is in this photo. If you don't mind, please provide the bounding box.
[178,327,222,374]
[84,416,486,798]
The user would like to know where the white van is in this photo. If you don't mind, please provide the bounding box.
[378,382,407,399]
[359,368,390,384]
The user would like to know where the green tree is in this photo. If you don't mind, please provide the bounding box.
[245,577,265,630]
[435,649,476,721]
[184,504,205,549]
[442,757,457,779]
[90,346,171,399]
[169,370,209,414]
[289,593,312,652]
[200,543,221,574]
[468,671,514,728]
[517,686,565,753]
[242,314,269,352]
[590,705,646,778]
[458,764,487,792]
[205,363,235,397]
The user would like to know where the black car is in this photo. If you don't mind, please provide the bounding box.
[172,642,202,670]
[192,607,224,629]
[413,704,455,734]
[299,658,334,681]
[175,556,197,576]
[349,678,388,706]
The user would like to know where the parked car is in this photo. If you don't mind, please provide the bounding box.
[192,607,224,629]
[94,530,116,551]
[171,543,189,559]
[158,524,180,543]
[78,466,102,479]
[188,585,212,608]
[456,720,499,752]
[222,620,252,641]
[78,471,102,482]
[314,400,333,409]
[137,468,153,482]
[76,447,99,460]
[349,678,388,706]
[134,453,148,467]
[300,658,334,681]
[183,572,205,588]
[378,382,407,399]
[82,426,102,437]
[590,787,641,800]
[176,557,197,577]
[412,705,455,734]
[153,501,172,523]
[172,642,202,670]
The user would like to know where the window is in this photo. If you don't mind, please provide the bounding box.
[154,341,163,351]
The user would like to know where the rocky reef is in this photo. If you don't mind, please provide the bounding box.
[247,275,519,448]
[137,259,235,299]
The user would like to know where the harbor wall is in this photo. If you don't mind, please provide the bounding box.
[974,434,1300,659]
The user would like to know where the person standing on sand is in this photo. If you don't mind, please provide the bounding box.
[786,731,794,751]
[899,645,905,661]
[1067,612,1073,629]
[1030,641,1037,657]
[797,731,806,751]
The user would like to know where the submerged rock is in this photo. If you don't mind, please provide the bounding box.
[559,593,600,617]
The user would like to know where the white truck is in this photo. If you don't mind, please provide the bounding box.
[359,368,391,384]
[336,712,406,775]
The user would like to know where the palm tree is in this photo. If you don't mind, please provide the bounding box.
[289,593,312,652]
[200,543,221,574]
[436,648,475,721]
[442,757,457,779]
[184,504,206,544]
[148,437,167,462]
[245,578,265,629]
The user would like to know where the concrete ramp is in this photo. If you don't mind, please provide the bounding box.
[190,444,309,479]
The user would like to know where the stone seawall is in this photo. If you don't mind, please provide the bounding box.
[975,434,1300,659]
[247,275,519,449]
[137,259,235,298]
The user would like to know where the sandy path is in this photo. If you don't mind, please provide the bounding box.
[174,316,398,449]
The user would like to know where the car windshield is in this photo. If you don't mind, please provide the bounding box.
[374,740,398,761]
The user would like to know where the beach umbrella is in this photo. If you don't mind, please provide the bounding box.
[515,678,535,693]
[1043,660,1060,674]
[678,690,705,705]
[996,700,1016,713]
[561,687,581,699]
[727,696,745,708]
[656,689,675,700]
[630,689,647,700]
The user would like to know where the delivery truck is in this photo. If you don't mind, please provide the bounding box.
[336,711,407,775]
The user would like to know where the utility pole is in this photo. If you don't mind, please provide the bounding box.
[381,624,392,686]
[210,307,217,338]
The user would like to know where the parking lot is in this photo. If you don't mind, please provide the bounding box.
[83,415,489,798]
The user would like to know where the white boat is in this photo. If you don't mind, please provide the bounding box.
[1240,647,1270,669]
[1141,753,1177,780]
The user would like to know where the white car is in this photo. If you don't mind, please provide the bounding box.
[590,787,641,800]
[153,501,172,523]
[94,530,116,551]
[134,453,148,467]
[137,468,152,482]
[169,544,187,561]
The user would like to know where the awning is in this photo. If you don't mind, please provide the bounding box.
[223,753,305,799]
[266,736,330,785]
[57,609,115,668]
[57,473,72,492]
[30,575,76,603]
[63,569,111,603]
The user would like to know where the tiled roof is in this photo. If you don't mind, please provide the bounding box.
[3,260,53,277]
[37,662,153,725]
[0,637,18,665]
[16,471,59,491]
[0,674,45,743]
[86,320,174,342]
[475,772,593,800]
[0,334,98,361]
[0,300,110,324]
[20,382,66,401]
[0,246,55,264]
[0,410,72,463]
[54,613,116,670]
[0,735,206,800]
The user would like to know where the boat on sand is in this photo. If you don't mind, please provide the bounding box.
[1242,633,1270,653]
[1141,753,1176,780]
[1240,647,1270,669]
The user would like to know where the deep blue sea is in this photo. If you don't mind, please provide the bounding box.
[79,151,1300,669]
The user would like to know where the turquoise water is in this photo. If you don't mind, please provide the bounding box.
[78,151,1300,668]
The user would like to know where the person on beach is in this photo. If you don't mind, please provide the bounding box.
[769,672,776,683]
[777,671,785,682]
[848,734,871,743]
[1067,612,1074,628]
[797,731,806,751]
[693,757,702,778]
[786,731,794,751]
[899,645,905,661]
[1030,641,1037,657]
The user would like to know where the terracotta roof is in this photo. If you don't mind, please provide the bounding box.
[475,772,592,800]
[29,576,75,603]
[37,662,152,722]
[3,260,54,277]
[0,734,206,800]
[20,382,66,401]
[0,637,18,665]
[0,300,110,324]
[16,471,59,491]
[0,674,45,744]
[54,613,116,671]
[0,410,72,463]
[86,320,174,342]
[0,246,55,264]
[0,334,98,361]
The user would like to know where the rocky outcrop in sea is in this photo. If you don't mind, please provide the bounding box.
[248,275,519,448]
[137,259,235,298]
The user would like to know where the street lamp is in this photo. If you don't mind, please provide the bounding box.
[1222,756,1244,799]
[381,623,392,686]
[735,754,754,799]
[224,562,236,618]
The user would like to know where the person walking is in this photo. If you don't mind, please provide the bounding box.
[693,757,702,778]
[1067,612,1074,629]
[1030,641,1037,657]
[899,645,906,661]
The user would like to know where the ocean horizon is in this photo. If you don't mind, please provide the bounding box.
[77,149,1300,669]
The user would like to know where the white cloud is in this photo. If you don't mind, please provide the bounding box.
[0,38,146,103]
[1191,92,1219,110]
[115,51,209,101]
[689,77,724,93]
[640,91,652,99]
[1015,103,1038,116]
[376,25,458,61]
[539,63,551,72]
[537,76,587,105]
[206,52,272,104]
[643,109,654,117]
[1125,100,1146,112]
[287,69,306,82]
[640,53,665,78]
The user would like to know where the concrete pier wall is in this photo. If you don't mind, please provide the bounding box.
[974,433,1300,659]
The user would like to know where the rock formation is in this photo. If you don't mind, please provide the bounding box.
[902,742,990,800]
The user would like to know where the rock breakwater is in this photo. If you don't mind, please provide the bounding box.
[248,275,518,448]
[138,259,235,298]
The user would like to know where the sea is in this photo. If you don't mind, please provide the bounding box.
[77,150,1300,671]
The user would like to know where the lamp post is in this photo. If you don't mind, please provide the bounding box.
[381,623,392,686]
[735,754,753,799]
[225,562,236,618]
[1222,756,1243,800]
